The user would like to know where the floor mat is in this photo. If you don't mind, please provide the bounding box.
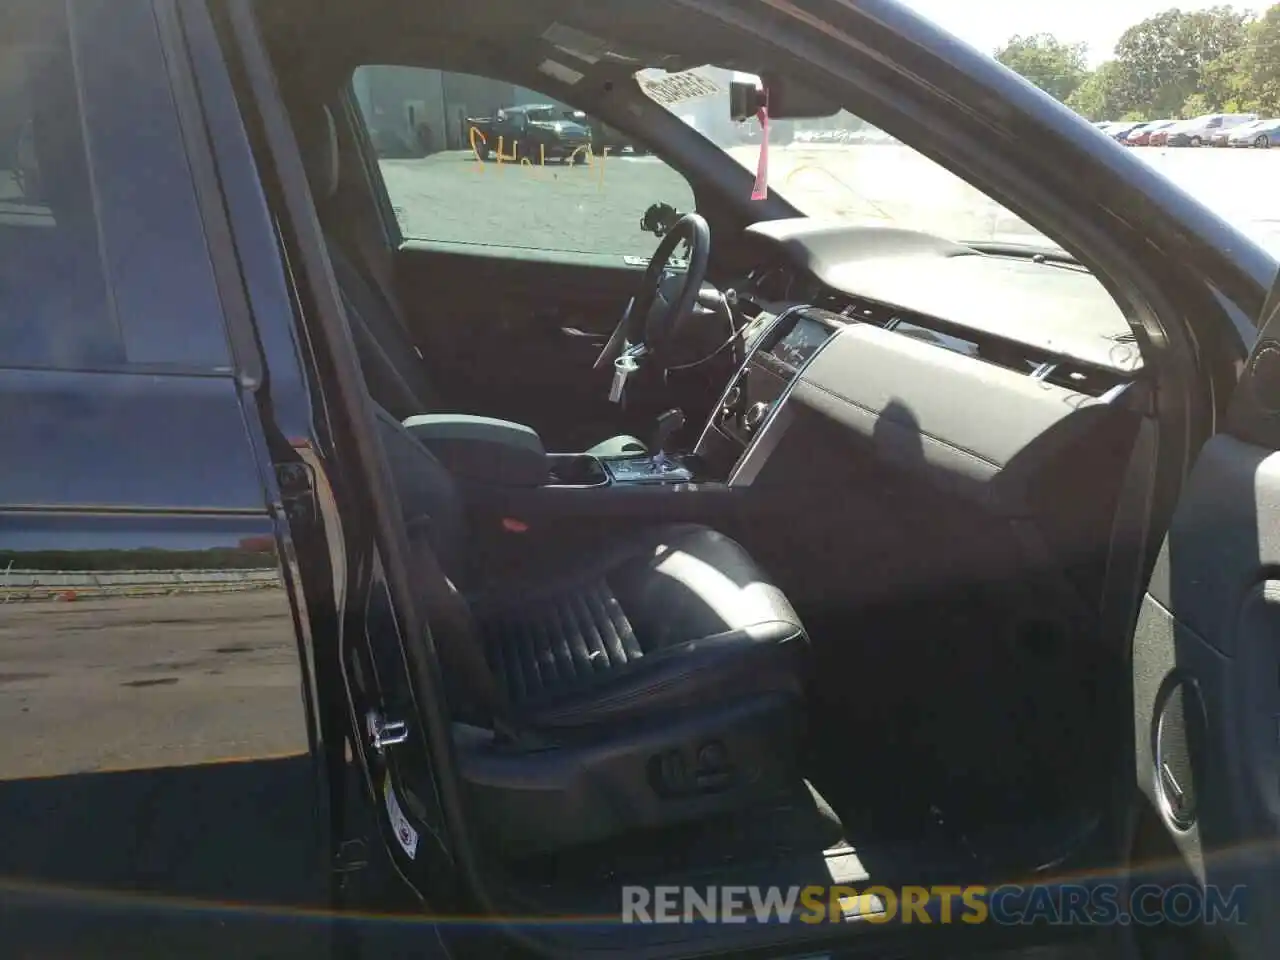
[804,721,1105,885]
[505,779,847,890]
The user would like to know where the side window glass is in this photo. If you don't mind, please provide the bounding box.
[1,4,120,368]
[352,65,696,260]
[1,0,231,372]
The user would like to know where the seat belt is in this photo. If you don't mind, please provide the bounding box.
[1098,414,1159,656]
[349,230,426,362]
[327,233,426,362]
[401,521,543,747]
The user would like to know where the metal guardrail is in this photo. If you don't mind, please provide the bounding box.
[0,566,282,603]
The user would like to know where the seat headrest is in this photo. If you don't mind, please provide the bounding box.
[298,104,339,202]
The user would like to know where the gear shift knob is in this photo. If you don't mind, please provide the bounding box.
[652,408,685,456]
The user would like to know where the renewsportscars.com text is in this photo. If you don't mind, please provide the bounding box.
[621,883,1247,926]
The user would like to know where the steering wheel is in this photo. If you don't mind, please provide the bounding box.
[594,212,711,374]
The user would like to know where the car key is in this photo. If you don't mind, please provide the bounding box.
[610,352,640,403]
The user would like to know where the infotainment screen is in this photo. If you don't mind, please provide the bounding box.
[769,318,830,369]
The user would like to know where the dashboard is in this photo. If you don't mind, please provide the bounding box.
[694,220,1148,508]
[731,219,1141,379]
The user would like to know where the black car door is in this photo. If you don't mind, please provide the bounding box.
[0,2,331,956]
[1127,277,1280,956]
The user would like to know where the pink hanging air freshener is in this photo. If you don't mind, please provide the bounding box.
[751,89,770,201]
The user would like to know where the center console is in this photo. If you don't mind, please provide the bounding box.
[693,305,844,482]
[402,304,844,503]
[543,451,699,487]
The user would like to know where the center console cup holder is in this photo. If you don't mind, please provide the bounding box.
[545,453,609,488]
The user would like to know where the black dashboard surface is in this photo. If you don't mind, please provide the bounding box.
[740,219,1140,374]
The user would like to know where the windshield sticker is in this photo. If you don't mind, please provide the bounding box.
[383,773,419,860]
[639,69,723,108]
[539,59,584,86]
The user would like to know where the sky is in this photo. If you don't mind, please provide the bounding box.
[898,0,1271,65]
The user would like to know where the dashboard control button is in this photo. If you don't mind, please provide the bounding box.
[744,401,770,432]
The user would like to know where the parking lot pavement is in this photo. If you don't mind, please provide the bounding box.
[381,144,1280,261]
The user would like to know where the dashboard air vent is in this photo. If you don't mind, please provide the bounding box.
[814,293,896,327]
[1039,363,1129,398]
[754,265,794,302]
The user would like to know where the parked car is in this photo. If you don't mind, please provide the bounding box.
[1167,112,1258,147]
[1228,117,1280,148]
[1126,119,1175,146]
[1106,120,1145,143]
[7,1,1280,959]
[466,103,592,163]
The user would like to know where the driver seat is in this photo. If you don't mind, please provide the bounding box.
[298,103,648,458]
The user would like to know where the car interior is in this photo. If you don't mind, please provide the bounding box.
[247,0,1157,947]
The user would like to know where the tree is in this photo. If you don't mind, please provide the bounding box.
[1048,2,1279,121]
[1066,61,1134,120]
[1230,4,1280,115]
[1111,6,1253,117]
[995,33,1089,102]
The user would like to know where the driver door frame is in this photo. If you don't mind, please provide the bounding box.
[1122,276,1280,957]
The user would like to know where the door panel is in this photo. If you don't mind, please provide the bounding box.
[0,4,331,953]
[0,372,325,960]
[394,242,665,449]
[0,511,326,958]
[1130,291,1280,955]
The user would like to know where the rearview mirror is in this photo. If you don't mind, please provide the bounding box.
[728,72,841,121]
[729,78,765,122]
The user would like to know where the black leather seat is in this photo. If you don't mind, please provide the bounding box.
[299,104,648,458]
[471,523,805,727]
[375,405,809,855]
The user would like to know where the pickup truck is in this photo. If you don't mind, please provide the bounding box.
[466,103,592,163]
[561,110,649,155]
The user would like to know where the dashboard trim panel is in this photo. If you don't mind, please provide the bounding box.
[727,311,845,487]
[694,303,811,454]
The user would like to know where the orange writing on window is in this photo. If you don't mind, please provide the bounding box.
[495,136,519,167]
[468,125,487,172]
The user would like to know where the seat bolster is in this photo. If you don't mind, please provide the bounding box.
[521,620,807,729]
[467,522,714,612]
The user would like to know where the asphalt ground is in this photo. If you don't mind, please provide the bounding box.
[379,143,1280,261]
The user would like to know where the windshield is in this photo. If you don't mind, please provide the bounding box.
[636,66,1059,250]
[635,65,1280,258]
